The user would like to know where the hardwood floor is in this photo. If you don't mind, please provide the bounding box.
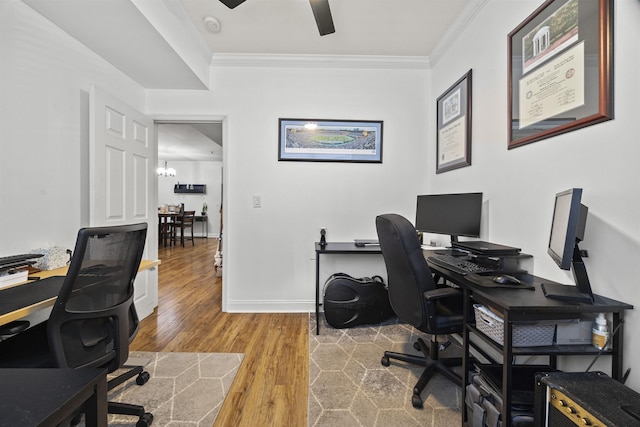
[131,238,309,426]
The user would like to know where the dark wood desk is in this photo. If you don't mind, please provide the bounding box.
[0,368,107,427]
[424,249,633,427]
[314,242,382,334]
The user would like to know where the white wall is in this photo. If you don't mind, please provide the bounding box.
[157,159,222,238]
[148,63,431,311]
[429,0,640,388]
[0,0,147,253]
[5,0,640,391]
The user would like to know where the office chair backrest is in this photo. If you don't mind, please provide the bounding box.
[375,214,437,329]
[48,223,147,370]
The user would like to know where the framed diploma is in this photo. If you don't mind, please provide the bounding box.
[508,0,613,149]
[436,70,472,174]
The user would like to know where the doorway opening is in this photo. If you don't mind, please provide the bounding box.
[155,119,225,301]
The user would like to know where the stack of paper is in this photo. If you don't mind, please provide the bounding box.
[0,269,28,289]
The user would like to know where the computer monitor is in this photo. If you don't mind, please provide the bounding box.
[541,188,594,304]
[415,192,482,243]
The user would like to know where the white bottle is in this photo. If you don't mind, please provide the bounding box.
[592,313,610,350]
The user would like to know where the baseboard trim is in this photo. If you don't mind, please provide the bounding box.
[225,299,314,313]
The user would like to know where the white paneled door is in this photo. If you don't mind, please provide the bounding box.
[89,86,158,319]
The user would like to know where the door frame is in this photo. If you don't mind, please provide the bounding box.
[154,114,228,311]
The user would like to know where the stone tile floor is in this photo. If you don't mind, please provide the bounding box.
[309,315,462,427]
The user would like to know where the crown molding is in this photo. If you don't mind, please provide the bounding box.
[208,1,490,71]
[429,0,489,66]
[210,53,431,70]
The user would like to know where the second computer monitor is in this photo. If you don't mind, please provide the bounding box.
[548,188,588,270]
[415,192,482,243]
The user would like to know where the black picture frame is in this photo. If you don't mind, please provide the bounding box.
[278,118,383,163]
[508,0,613,149]
[436,70,472,174]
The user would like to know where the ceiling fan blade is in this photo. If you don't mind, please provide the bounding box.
[219,0,246,9]
[309,0,335,36]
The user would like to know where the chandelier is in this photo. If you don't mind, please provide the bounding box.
[157,161,176,177]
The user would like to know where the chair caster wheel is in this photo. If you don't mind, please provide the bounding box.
[412,394,424,409]
[136,412,153,427]
[381,356,390,367]
[136,371,150,385]
[438,341,452,352]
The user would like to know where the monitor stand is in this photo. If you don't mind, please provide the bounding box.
[541,282,594,304]
[541,244,594,304]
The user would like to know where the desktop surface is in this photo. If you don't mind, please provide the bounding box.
[0,368,107,427]
[0,259,160,327]
[0,276,65,318]
[424,250,633,316]
[315,242,382,253]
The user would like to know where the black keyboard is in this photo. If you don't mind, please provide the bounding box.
[0,253,43,271]
[428,254,493,275]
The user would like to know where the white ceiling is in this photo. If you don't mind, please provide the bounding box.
[181,0,470,57]
[19,0,477,161]
[158,123,223,161]
[22,0,477,89]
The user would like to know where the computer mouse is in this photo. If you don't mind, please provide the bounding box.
[493,275,521,285]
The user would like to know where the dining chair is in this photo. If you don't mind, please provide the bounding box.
[172,210,195,247]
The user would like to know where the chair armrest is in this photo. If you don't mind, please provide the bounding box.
[423,287,461,302]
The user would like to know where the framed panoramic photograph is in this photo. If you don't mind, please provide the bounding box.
[278,119,383,163]
[508,0,613,149]
[436,70,472,174]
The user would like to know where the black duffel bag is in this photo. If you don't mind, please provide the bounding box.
[323,273,395,328]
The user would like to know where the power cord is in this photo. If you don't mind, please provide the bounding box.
[584,319,630,383]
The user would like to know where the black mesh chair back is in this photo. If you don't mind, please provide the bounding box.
[47,223,147,371]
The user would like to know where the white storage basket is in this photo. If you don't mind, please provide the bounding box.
[473,304,555,347]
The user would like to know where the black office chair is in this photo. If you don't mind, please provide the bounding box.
[375,214,464,409]
[0,223,153,426]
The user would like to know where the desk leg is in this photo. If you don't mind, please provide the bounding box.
[502,314,514,427]
[612,312,624,380]
[461,287,471,427]
[84,375,107,427]
[316,253,320,335]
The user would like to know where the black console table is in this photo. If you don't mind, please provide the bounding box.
[314,242,382,335]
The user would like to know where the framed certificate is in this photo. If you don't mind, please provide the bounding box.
[436,70,472,174]
[508,0,613,149]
